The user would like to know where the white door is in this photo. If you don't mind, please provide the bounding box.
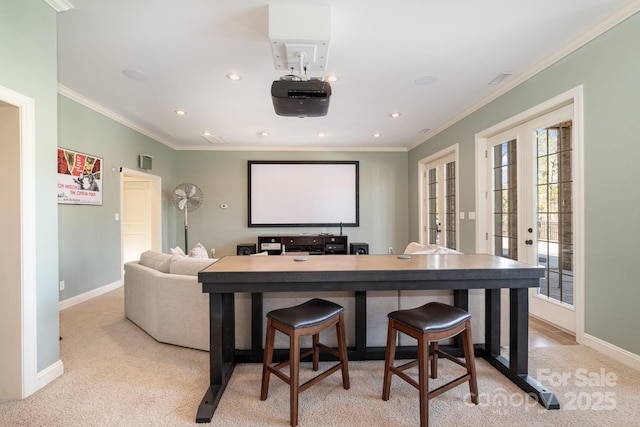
[121,170,162,268]
[123,180,152,263]
[420,151,458,249]
[486,104,576,332]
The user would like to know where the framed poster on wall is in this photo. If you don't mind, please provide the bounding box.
[57,147,103,205]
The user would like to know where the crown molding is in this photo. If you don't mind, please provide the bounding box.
[57,84,407,153]
[177,145,407,152]
[44,0,74,13]
[409,1,640,151]
[57,84,179,150]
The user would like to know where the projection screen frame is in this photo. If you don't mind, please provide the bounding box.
[248,160,360,228]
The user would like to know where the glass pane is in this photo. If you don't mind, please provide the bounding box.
[428,167,438,245]
[493,139,517,260]
[560,150,572,181]
[549,183,559,213]
[538,157,548,185]
[537,213,547,240]
[558,121,572,151]
[548,129,558,154]
[538,186,548,212]
[536,121,573,305]
[549,153,559,183]
[444,161,456,249]
[537,130,548,156]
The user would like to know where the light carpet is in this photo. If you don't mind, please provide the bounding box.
[1,287,638,426]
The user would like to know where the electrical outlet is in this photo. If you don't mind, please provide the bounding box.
[59,280,65,291]
[388,247,393,254]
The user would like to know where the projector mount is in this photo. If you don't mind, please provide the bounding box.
[280,51,325,83]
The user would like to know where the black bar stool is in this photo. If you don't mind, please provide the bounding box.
[382,302,478,427]
[261,298,350,426]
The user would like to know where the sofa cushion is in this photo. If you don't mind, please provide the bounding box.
[188,242,208,258]
[169,256,217,276]
[170,246,186,257]
[139,250,172,273]
[404,242,462,255]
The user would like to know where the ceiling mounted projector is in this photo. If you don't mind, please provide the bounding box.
[269,4,332,118]
[271,78,331,118]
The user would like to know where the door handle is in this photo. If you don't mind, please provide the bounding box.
[525,240,533,245]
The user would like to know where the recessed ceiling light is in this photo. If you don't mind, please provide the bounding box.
[372,133,381,138]
[325,74,339,82]
[226,73,241,81]
[317,132,327,137]
[174,110,187,116]
[122,68,149,80]
[259,131,270,137]
[390,112,401,118]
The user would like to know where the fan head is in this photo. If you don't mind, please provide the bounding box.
[172,183,203,211]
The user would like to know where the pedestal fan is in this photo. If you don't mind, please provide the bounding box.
[172,183,203,250]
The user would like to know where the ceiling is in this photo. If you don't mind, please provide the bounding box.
[56,0,634,151]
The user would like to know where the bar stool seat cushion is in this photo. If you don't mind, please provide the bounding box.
[267,298,345,330]
[388,302,471,334]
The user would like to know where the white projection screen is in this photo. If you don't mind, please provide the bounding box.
[248,161,359,227]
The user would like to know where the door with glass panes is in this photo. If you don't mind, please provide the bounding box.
[487,104,575,332]
[421,152,457,250]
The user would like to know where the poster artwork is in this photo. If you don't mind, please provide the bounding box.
[57,147,103,205]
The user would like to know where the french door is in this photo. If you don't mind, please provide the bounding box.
[486,104,576,332]
[421,151,457,249]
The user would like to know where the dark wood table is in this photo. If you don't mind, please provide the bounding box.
[196,253,558,423]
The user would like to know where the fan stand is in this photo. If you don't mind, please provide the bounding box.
[183,207,189,251]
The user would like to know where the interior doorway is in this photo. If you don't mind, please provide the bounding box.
[120,169,162,274]
[0,87,38,399]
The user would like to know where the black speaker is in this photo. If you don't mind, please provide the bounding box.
[236,243,256,256]
[350,242,369,255]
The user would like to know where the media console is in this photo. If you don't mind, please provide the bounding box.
[258,234,348,255]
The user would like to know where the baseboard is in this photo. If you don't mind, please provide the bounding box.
[59,280,122,311]
[35,360,64,393]
[582,333,640,371]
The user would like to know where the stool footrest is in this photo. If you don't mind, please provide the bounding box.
[316,343,341,359]
[434,348,467,369]
[429,373,472,400]
[299,362,345,394]
[266,364,292,385]
[390,366,420,390]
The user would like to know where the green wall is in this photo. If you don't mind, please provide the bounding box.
[409,13,640,355]
[173,150,409,256]
[0,0,59,371]
[57,95,178,298]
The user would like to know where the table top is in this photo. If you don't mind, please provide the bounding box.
[199,254,544,293]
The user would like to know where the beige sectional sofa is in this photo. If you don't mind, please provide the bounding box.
[124,250,218,351]
[124,247,484,352]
